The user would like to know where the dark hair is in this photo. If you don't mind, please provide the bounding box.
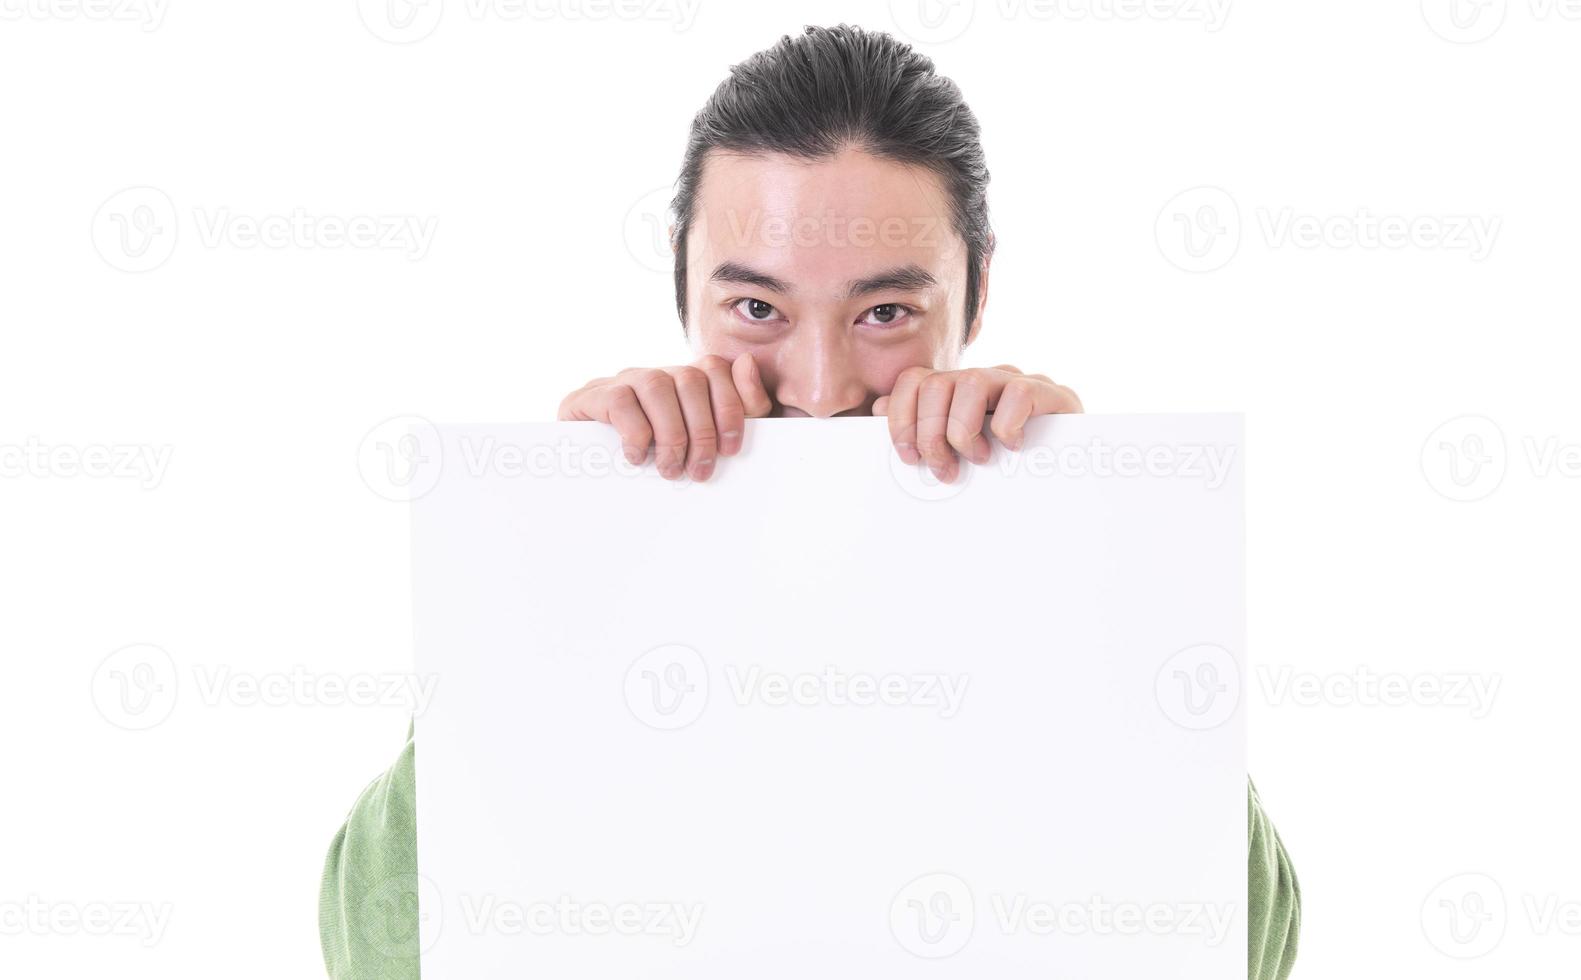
[671,24,993,343]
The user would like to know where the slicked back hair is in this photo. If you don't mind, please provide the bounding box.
[671,24,993,344]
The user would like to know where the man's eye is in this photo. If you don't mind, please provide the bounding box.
[859,303,911,327]
[734,298,781,321]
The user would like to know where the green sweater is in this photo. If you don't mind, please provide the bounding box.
[320,728,1300,978]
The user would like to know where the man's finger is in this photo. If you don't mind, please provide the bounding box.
[946,369,998,465]
[622,368,688,480]
[884,366,929,466]
[669,365,719,481]
[604,385,656,465]
[732,352,774,418]
[694,355,745,460]
[988,377,1084,451]
[915,372,959,483]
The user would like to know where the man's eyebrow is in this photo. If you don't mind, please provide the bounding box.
[709,261,792,294]
[846,264,938,297]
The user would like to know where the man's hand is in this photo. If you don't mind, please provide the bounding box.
[873,366,1083,484]
[557,353,773,481]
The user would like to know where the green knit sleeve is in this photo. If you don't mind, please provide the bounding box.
[319,725,422,980]
[1248,779,1302,979]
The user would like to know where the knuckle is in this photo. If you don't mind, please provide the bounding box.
[946,418,979,447]
[671,366,709,394]
[919,434,953,458]
[1004,377,1037,399]
[636,372,674,398]
[607,383,640,408]
[956,370,990,397]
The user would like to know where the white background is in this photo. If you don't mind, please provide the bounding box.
[1,1,1577,977]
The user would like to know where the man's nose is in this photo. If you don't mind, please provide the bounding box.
[772,327,870,418]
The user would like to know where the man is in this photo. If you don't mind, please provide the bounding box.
[321,24,1300,979]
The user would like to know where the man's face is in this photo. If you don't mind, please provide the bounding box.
[683,148,983,418]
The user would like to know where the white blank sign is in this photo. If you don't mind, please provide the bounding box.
[411,414,1246,979]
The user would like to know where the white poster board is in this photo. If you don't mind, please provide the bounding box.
[410,414,1246,979]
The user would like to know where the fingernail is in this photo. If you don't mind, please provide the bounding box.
[896,442,919,465]
[694,459,715,481]
[971,440,990,465]
[720,431,741,454]
[625,446,646,466]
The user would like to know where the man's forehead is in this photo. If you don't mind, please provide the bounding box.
[698,147,949,209]
[690,149,963,281]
